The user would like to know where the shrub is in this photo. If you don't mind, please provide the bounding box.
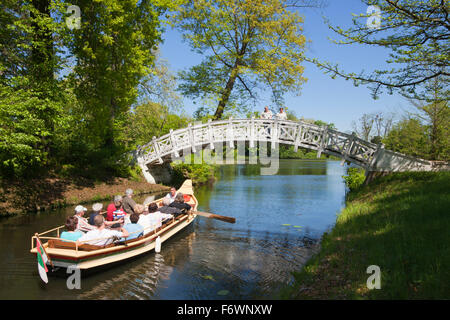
[342,167,366,191]
[172,162,216,186]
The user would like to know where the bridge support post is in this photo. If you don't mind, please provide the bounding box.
[293,123,303,153]
[137,158,157,184]
[249,117,255,148]
[138,161,174,185]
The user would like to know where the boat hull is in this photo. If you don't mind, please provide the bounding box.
[31,213,196,271]
[30,179,198,273]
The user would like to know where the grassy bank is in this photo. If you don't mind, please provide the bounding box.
[0,176,169,217]
[281,171,450,299]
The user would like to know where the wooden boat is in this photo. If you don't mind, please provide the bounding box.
[30,180,197,272]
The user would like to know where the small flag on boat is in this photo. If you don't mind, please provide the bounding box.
[36,238,49,283]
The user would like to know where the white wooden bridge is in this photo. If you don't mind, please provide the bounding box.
[135,118,448,184]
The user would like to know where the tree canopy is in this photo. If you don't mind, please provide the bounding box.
[174,0,316,119]
[308,0,449,100]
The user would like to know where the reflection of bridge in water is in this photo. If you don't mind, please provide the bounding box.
[135,118,449,184]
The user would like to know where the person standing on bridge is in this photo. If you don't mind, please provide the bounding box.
[260,106,273,120]
[275,107,287,121]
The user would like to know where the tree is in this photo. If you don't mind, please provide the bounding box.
[174,0,319,119]
[0,0,68,177]
[384,118,429,159]
[352,111,395,141]
[406,76,449,160]
[127,101,190,147]
[308,0,449,99]
[64,0,173,149]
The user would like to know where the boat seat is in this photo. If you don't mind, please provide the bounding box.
[47,239,114,251]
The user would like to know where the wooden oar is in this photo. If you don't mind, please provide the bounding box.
[192,211,236,224]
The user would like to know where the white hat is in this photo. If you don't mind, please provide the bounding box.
[74,205,87,214]
[92,203,103,211]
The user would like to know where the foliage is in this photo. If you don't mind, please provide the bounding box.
[384,118,430,159]
[0,0,174,180]
[62,0,171,148]
[342,167,366,191]
[405,76,450,160]
[0,83,65,177]
[172,162,217,186]
[173,0,313,119]
[126,101,191,147]
[308,0,449,99]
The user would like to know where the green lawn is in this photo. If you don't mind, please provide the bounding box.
[280,172,450,299]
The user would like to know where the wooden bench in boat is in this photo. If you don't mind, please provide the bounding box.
[46,217,179,251]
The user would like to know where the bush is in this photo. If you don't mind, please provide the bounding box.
[342,167,366,191]
[172,162,216,186]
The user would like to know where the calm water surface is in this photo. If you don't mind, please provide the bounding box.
[0,160,347,299]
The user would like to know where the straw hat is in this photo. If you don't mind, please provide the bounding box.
[92,203,103,212]
[74,205,87,214]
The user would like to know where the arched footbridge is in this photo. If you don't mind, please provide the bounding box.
[135,118,449,184]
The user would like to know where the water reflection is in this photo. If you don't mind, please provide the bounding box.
[78,231,197,300]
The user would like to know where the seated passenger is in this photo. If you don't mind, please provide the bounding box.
[139,203,172,235]
[74,205,96,233]
[137,204,154,235]
[60,216,83,242]
[122,213,144,241]
[90,202,122,228]
[169,193,192,212]
[124,204,145,225]
[106,195,126,223]
[122,188,137,215]
[165,187,177,204]
[89,203,103,225]
[159,198,183,217]
[77,215,129,247]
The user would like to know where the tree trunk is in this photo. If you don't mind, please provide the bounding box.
[213,65,239,120]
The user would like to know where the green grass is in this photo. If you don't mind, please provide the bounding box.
[280,171,450,299]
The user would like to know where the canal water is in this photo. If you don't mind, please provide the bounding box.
[0,160,347,299]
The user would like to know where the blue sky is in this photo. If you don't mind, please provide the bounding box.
[158,0,409,133]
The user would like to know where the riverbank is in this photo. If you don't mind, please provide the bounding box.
[0,176,169,217]
[280,171,450,299]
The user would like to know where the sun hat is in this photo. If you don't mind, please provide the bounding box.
[74,205,87,214]
[92,203,103,212]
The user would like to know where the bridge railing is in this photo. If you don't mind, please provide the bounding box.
[136,118,382,169]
